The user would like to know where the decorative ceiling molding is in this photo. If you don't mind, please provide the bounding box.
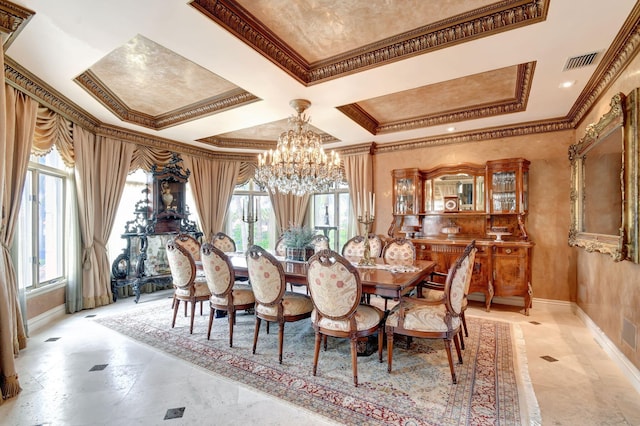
[199,130,339,149]
[566,1,640,127]
[74,70,260,130]
[5,55,100,129]
[190,0,548,86]
[338,142,376,157]
[0,0,34,50]
[339,62,535,135]
[374,118,573,154]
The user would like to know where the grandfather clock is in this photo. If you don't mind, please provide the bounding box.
[150,153,191,233]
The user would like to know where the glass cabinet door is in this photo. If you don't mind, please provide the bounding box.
[486,158,530,214]
[392,169,422,214]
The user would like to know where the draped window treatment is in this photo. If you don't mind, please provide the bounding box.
[74,126,134,309]
[130,146,174,172]
[0,82,37,402]
[268,189,311,235]
[182,155,240,242]
[343,152,374,235]
[32,106,74,166]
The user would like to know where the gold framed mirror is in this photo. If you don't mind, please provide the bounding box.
[569,93,626,260]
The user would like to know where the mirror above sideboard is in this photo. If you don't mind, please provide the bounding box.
[568,89,640,263]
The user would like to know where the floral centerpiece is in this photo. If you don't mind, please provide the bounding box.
[283,225,315,261]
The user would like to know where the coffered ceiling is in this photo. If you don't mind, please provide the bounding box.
[2,0,639,156]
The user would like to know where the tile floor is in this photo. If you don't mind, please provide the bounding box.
[1,290,639,425]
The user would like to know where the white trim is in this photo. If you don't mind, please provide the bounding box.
[575,305,640,396]
[468,294,574,313]
[28,304,66,332]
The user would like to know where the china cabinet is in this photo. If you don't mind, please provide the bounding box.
[390,158,533,314]
[111,154,201,303]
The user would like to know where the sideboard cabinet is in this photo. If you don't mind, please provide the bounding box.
[111,154,201,302]
[391,158,533,314]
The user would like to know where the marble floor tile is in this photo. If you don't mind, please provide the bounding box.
[0,290,638,425]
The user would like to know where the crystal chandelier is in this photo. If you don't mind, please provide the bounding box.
[254,99,344,196]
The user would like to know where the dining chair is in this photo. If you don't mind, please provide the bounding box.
[246,245,313,364]
[341,233,383,258]
[311,234,329,252]
[306,249,385,387]
[212,231,237,253]
[377,237,417,310]
[200,243,255,347]
[419,240,477,349]
[166,239,211,334]
[274,234,286,257]
[174,233,201,261]
[385,241,476,384]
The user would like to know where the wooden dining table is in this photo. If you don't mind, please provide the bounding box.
[228,254,436,301]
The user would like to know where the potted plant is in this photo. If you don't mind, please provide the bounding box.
[283,225,315,261]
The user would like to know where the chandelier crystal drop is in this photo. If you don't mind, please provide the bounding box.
[254,99,345,196]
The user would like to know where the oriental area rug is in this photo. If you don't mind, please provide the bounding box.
[96,299,540,426]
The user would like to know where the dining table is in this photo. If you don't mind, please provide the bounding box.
[228,253,436,302]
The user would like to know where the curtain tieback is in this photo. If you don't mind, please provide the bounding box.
[83,240,108,269]
[1,240,10,253]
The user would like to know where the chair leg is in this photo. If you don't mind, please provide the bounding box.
[377,330,384,363]
[189,300,196,334]
[200,300,204,316]
[406,336,412,349]
[461,311,469,337]
[207,306,214,340]
[228,309,234,347]
[453,333,463,364]
[252,317,261,355]
[323,335,328,351]
[313,332,321,376]
[443,338,457,384]
[350,338,358,387]
[386,330,394,373]
[266,321,270,334]
[184,300,187,317]
[278,322,284,364]
[172,300,180,328]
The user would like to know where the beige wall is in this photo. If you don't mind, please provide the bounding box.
[26,287,65,319]
[373,130,577,304]
[571,52,640,369]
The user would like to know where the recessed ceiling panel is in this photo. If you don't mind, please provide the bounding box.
[191,0,548,85]
[74,34,260,129]
[338,62,535,134]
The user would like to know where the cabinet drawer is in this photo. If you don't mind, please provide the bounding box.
[493,246,525,257]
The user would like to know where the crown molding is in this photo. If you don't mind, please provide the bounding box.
[0,0,34,50]
[374,118,573,154]
[190,0,548,86]
[74,70,260,130]
[338,142,376,156]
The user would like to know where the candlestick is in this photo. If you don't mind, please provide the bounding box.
[242,198,258,247]
[356,211,375,266]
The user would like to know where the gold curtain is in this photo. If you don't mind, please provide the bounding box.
[343,152,374,235]
[268,189,310,235]
[0,84,37,401]
[237,161,255,186]
[130,146,174,172]
[74,126,134,308]
[182,155,240,242]
[32,106,74,166]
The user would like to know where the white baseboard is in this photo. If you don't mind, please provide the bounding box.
[28,304,66,333]
[575,306,640,396]
[468,294,574,313]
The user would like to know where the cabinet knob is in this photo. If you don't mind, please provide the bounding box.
[505,248,512,254]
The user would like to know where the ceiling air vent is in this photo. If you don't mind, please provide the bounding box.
[563,52,600,71]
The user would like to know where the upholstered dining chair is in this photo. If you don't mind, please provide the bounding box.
[382,237,416,266]
[311,234,329,252]
[306,249,385,387]
[174,233,201,261]
[166,239,211,334]
[274,234,287,257]
[341,234,383,259]
[212,231,237,253]
[385,241,476,384]
[200,243,255,347]
[419,240,477,349]
[246,245,313,364]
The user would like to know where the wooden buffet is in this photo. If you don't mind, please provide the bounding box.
[390,158,534,315]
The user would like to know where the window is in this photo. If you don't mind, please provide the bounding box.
[17,150,68,290]
[226,179,276,251]
[310,183,351,252]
